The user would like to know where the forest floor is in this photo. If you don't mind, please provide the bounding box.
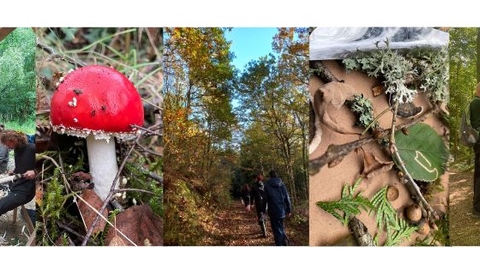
[0,196,35,246]
[449,169,480,246]
[205,199,309,246]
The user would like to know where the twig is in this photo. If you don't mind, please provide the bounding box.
[113,188,156,195]
[388,101,438,221]
[36,41,86,67]
[309,105,438,175]
[75,192,137,246]
[131,124,162,137]
[56,221,88,243]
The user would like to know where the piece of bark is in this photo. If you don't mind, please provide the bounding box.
[348,216,376,246]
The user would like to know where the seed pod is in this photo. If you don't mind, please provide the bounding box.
[405,203,422,223]
[386,186,399,202]
[416,219,430,235]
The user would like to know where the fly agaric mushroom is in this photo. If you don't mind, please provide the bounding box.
[50,65,144,200]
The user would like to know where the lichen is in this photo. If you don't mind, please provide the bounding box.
[343,40,449,104]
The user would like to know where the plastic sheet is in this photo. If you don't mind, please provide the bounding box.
[310,27,449,60]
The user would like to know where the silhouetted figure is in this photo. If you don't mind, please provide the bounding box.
[264,170,292,246]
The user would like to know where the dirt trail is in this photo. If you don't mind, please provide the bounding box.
[449,170,480,246]
[209,200,303,246]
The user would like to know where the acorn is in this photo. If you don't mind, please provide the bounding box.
[416,219,431,235]
[386,186,399,202]
[405,203,422,224]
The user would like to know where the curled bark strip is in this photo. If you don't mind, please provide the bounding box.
[348,216,376,246]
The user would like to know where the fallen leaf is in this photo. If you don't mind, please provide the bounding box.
[109,235,127,246]
[104,205,163,246]
[313,83,361,135]
[319,81,356,109]
[77,189,108,235]
[360,148,394,179]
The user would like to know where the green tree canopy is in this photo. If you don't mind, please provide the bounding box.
[0,28,36,124]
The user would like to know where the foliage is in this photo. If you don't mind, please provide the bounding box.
[393,123,449,182]
[370,186,397,231]
[383,216,418,246]
[345,94,378,131]
[163,27,239,245]
[163,180,214,245]
[370,186,417,246]
[316,178,373,226]
[448,28,478,166]
[318,179,418,246]
[37,167,67,245]
[0,28,36,124]
[343,40,449,105]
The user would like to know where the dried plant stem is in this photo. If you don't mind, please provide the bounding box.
[361,106,392,136]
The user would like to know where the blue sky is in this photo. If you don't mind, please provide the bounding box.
[225,27,278,71]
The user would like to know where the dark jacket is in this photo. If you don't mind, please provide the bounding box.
[241,185,251,207]
[470,96,480,133]
[264,177,292,219]
[10,142,36,197]
[250,181,266,213]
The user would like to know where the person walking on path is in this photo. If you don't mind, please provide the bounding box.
[263,170,292,246]
[470,82,480,216]
[250,173,268,237]
[241,183,251,211]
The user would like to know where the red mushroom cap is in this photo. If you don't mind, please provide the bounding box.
[50,65,144,140]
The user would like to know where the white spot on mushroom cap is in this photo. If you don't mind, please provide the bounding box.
[68,97,77,107]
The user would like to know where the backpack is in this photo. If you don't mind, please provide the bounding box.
[460,102,479,147]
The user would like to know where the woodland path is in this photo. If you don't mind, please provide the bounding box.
[207,199,307,246]
[449,170,480,246]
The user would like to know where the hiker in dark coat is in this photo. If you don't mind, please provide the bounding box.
[241,183,251,211]
[264,170,292,246]
[250,174,268,237]
[471,82,480,216]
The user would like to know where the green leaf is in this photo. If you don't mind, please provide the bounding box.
[370,187,397,231]
[393,123,449,182]
[316,178,374,226]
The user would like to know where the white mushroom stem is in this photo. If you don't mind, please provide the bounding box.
[86,134,119,200]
